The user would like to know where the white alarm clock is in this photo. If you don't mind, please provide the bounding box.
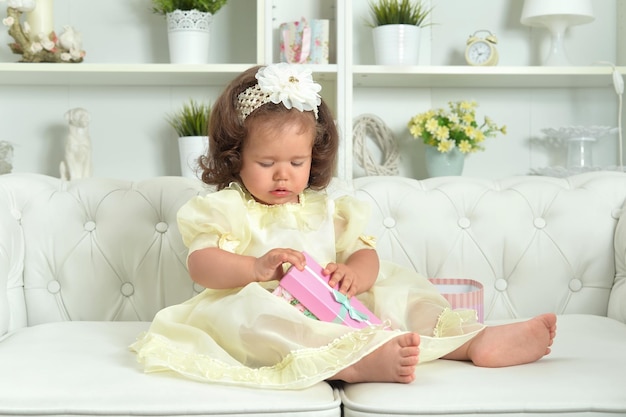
[465,30,499,66]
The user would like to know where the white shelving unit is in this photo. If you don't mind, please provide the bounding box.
[0,0,621,180]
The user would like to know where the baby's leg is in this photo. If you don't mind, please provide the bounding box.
[443,313,557,367]
[331,332,420,384]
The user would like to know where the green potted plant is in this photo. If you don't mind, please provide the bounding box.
[367,0,433,65]
[167,100,211,179]
[151,0,228,15]
[167,100,211,137]
[151,0,229,64]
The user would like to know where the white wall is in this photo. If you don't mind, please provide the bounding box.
[0,0,622,181]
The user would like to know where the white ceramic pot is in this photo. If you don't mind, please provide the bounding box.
[166,10,212,64]
[372,24,421,65]
[178,136,208,179]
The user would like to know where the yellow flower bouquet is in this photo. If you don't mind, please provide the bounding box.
[408,100,506,153]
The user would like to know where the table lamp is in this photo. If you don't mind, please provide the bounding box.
[521,0,594,66]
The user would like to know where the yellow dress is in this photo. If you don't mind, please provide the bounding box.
[131,183,485,389]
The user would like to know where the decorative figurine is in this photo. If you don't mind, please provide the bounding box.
[3,0,85,63]
[0,141,13,175]
[60,108,92,181]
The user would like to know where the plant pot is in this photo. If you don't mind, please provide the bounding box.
[178,136,208,179]
[166,10,212,64]
[372,24,421,65]
[424,146,464,177]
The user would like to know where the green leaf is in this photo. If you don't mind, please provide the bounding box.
[166,100,211,138]
[368,0,432,27]
[151,0,228,15]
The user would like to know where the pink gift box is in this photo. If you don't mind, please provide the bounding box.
[275,252,382,329]
[428,278,484,322]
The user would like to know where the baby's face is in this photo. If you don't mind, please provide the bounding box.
[239,117,314,205]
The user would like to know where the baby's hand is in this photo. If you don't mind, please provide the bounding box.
[255,249,305,282]
[324,263,359,297]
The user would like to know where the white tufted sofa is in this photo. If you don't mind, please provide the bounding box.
[1,172,625,417]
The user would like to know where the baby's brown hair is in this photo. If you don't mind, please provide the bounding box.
[198,65,339,190]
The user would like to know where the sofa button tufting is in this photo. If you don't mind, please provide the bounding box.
[495,278,508,291]
[47,280,61,294]
[155,222,169,233]
[121,282,135,297]
[533,218,546,229]
[569,279,583,292]
[193,282,205,293]
[84,221,96,232]
[458,217,471,229]
[11,209,21,220]
[383,217,396,228]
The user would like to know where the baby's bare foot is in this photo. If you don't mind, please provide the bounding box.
[466,313,557,367]
[332,332,420,383]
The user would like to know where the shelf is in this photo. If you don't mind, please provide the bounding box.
[0,63,339,86]
[1,63,617,89]
[352,66,623,89]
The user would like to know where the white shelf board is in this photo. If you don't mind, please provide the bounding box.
[0,63,339,86]
[1,63,615,89]
[353,65,623,89]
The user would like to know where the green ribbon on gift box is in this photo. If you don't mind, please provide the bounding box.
[331,290,369,323]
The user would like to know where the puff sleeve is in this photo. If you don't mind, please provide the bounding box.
[177,189,251,257]
[333,195,376,263]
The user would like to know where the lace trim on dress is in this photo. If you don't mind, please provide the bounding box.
[229,182,328,231]
[131,323,394,390]
[433,307,479,338]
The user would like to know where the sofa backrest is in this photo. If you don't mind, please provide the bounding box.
[0,174,206,333]
[2,172,626,334]
[353,172,626,322]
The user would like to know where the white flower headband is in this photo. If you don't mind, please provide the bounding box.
[236,63,322,122]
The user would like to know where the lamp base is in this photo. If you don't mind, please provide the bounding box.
[543,18,572,66]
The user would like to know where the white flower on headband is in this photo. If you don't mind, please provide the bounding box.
[256,63,321,113]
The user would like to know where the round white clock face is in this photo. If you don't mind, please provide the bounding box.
[467,41,492,65]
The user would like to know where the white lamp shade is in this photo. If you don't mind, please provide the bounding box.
[521,0,594,27]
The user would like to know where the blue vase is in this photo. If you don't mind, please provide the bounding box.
[425,146,465,177]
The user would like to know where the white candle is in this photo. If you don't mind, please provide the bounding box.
[26,0,54,41]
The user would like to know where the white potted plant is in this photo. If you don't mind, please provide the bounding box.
[151,0,228,64]
[167,100,211,179]
[367,0,432,65]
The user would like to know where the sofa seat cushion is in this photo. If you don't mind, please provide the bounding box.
[0,321,340,417]
[340,314,626,417]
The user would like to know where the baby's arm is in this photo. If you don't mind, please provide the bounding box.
[187,247,306,290]
[325,248,380,297]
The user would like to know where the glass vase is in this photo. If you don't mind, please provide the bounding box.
[424,146,465,177]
